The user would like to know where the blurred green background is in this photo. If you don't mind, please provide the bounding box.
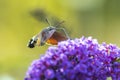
[0,0,120,80]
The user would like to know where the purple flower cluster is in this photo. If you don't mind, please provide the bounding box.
[25,37,120,80]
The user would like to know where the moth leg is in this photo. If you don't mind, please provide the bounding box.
[45,18,51,26]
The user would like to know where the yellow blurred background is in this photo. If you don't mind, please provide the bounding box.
[0,0,120,80]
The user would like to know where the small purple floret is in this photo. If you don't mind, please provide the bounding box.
[25,36,120,80]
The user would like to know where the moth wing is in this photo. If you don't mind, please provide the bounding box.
[55,28,70,39]
[46,30,68,45]
[30,8,47,22]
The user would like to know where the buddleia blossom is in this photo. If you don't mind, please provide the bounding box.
[25,37,120,80]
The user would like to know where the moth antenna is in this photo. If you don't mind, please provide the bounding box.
[55,21,65,27]
[45,18,51,26]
